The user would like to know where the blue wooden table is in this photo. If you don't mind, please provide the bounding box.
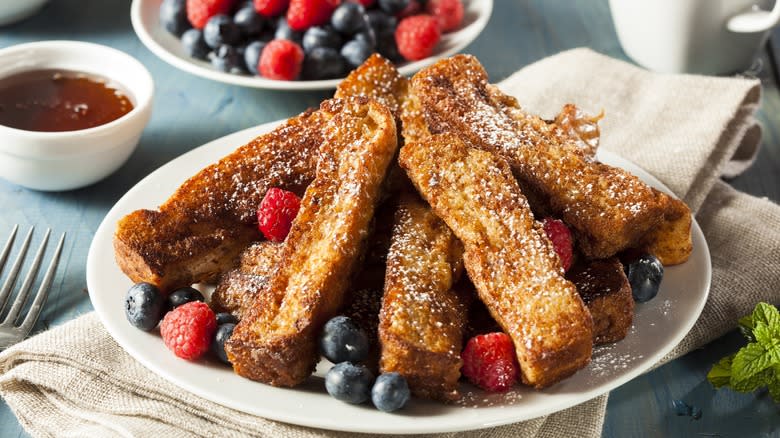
[1,1,778,436]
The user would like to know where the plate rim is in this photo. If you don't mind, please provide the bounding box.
[87,120,711,434]
[129,0,494,90]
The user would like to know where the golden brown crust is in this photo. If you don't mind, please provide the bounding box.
[379,192,466,401]
[113,109,327,291]
[335,54,409,120]
[412,55,680,260]
[567,258,634,345]
[226,98,398,387]
[641,197,692,266]
[399,133,593,388]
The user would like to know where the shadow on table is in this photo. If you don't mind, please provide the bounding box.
[2,0,130,38]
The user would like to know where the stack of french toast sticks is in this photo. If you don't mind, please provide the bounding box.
[114,54,693,400]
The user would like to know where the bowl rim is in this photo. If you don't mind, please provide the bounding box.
[0,40,154,140]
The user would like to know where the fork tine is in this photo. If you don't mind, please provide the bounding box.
[19,232,65,335]
[0,227,33,314]
[2,229,50,326]
[0,225,19,274]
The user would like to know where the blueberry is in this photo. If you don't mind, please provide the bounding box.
[341,39,373,69]
[234,6,265,38]
[303,47,347,80]
[377,33,402,63]
[378,0,410,15]
[325,362,374,404]
[366,10,397,34]
[371,372,410,412]
[211,323,236,364]
[181,29,210,60]
[124,283,165,331]
[210,44,244,73]
[302,26,343,52]
[166,286,205,311]
[203,15,241,49]
[275,17,303,44]
[354,30,376,49]
[331,2,367,35]
[627,254,664,302]
[319,315,370,363]
[160,0,190,37]
[215,312,238,325]
[244,41,266,74]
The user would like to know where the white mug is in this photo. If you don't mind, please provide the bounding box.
[609,0,780,74]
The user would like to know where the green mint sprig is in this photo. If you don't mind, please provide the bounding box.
[707,302,780,402]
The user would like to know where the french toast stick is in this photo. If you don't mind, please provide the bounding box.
[567,258,634,345]
[412,55,691,262]
[210,241,281,320]
[226,98,398,387]
[379,192,467,401]
[114,109,326,291]
[399,133,593,388]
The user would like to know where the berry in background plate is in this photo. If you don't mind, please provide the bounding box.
[234,6,266,38]
[160,301,217,360]
[303,47,347,79]
[365,9,396,34]
[187,0,234,29]
[319,315,369,363]
[627,254,664,302]
[542,217,573,272]
[203,14,241,49]
[325,362,375,404]
[341,38,373,68]
[426,0,464,32]
[461,332,519,392]
[396,0,422,19]
[371,372,410,412]
[274,16,304,43]
[254,0,290,17]
[378,0,410,15]
[211,44,244,72]
[211,322,236,363]
[256,186,302,238]
[244,40,267,74]
[331,2,366,35]
[124,282,165,331]
[287,0,340,31]
[160,0,191,37]
[353,30,376,49]
[377,30,402,61]
[395,14,440,61]
[181,28,210,59]
[166,286,205,311]
[302,25,343,52]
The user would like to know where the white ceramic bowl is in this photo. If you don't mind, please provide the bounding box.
[0,41,154,191]
[0,0,48,26]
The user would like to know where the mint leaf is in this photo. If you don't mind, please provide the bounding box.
[732,342,774,384]
[738,314,755,342]
[770,366,780,403]
[751,302,779,330]
[732,367,772,392]
[707,354,734,388]
[754,322,780,355]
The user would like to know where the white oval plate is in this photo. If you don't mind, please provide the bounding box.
[87,120,711,435]
[130,0,493,90]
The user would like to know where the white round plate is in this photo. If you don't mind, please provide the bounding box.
[88,120,711,435]
[130,0,493,90]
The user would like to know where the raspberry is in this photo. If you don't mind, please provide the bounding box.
[286,0,340,31]
[425,0,464,32]
[160,301,217,360]
[186,0,234,29]
[254,0,289,16]
[542,217,574,271]
[461,332,519,392]
[259,40,305,80]
[395,15,440,61]
[257,187,302,241]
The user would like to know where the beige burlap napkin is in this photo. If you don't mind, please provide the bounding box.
[1,48,778,438]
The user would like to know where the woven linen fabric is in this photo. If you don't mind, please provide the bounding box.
[1,48,777,438]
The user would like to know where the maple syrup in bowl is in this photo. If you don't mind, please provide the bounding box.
[0,41,154,191]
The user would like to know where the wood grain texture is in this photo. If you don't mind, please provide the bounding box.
[0,0,777,437]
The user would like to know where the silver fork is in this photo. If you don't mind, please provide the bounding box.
[0,225,66,349]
